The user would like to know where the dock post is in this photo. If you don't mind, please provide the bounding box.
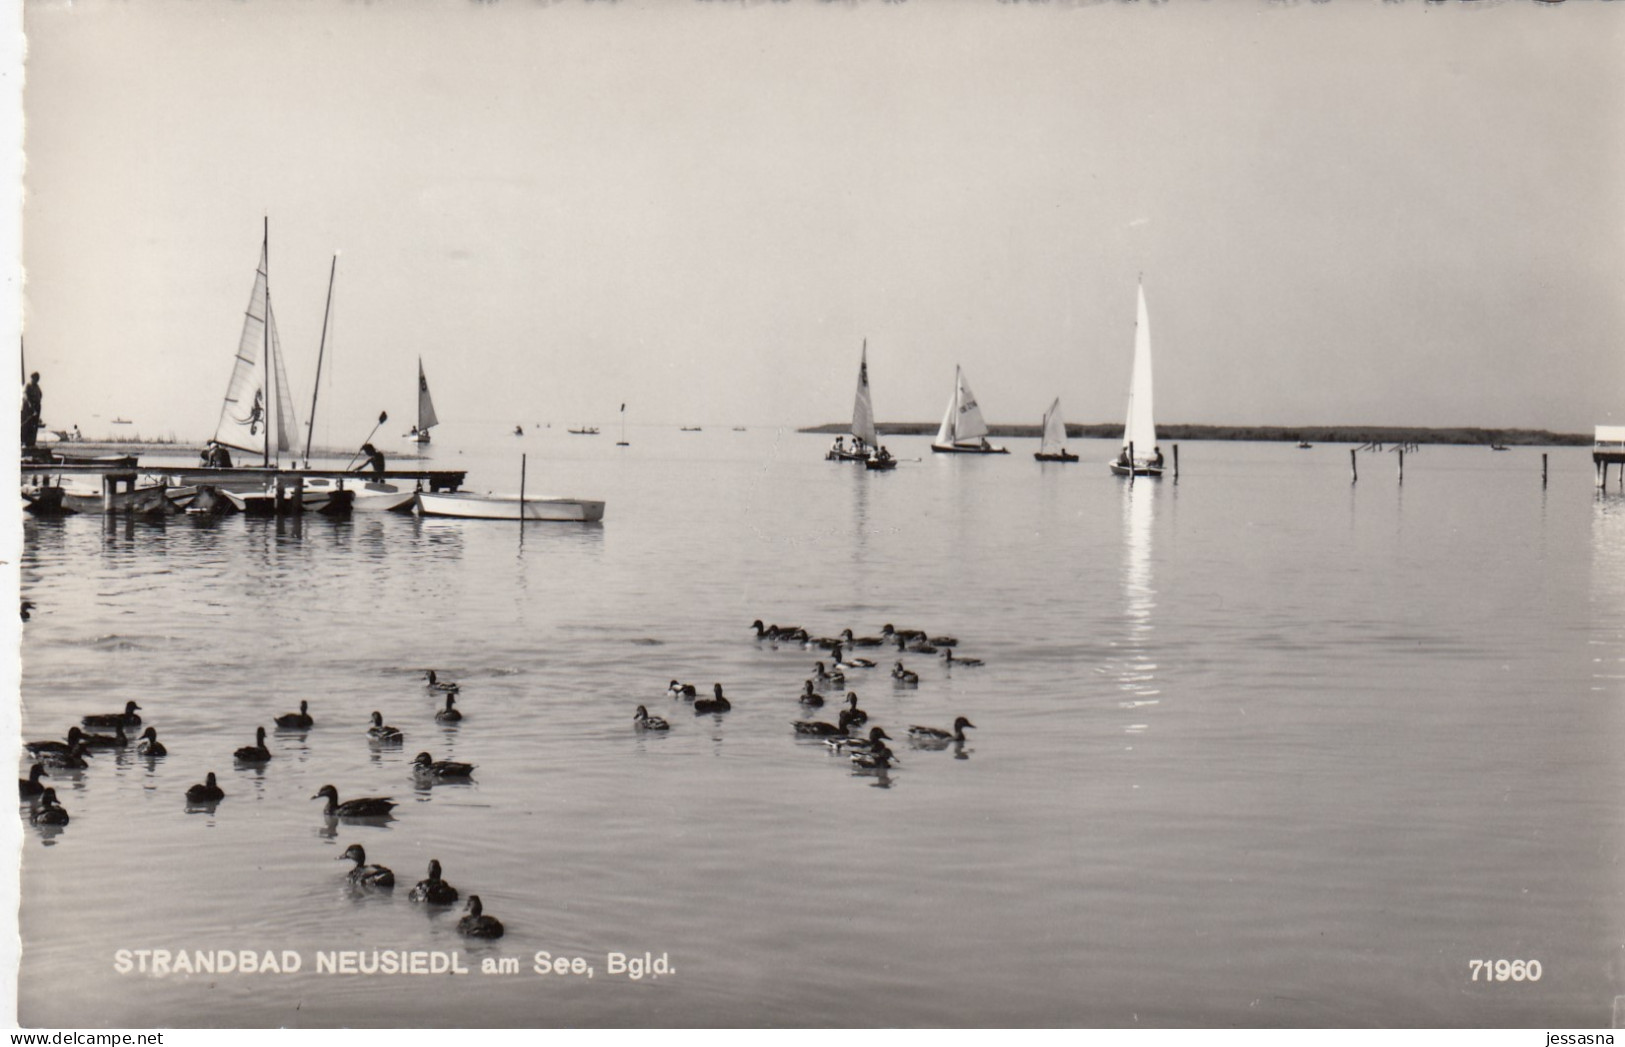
[1398,448,1404,484]
[274,478,285,515]
[292,475,305,514]
[1542,453,1548,488]
[1350,448,1357,484]
[1172,443,1179,479]
[102,473,115,512]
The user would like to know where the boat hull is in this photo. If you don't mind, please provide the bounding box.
[1034,452,1079,463]
[1108,461,1164,477]
[863,456,897,471]
[826,449,869,462]
[417,491,605,522]
[221,486,357,516]
[931,443,1009,455]
[60,481,176,515]
[303,477,417,513]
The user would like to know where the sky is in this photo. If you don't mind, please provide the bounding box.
[10,0,1625,444]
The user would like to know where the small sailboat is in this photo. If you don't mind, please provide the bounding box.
[417,453,603,522]
[567,426,599,435]
[406,357,439,444]
[828,341,876,462]
[616,403,629,447]
[930,365,1008,454]
[1108,280,1164,477]
[1034,397,1078,462]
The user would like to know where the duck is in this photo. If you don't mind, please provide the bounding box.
[233,725,272,763]
[928,635,960,648]
[80,724,131,749]
[19,763,49,799]
[693,683,731,714]
[408,859,459,904]
[81,700,142,729]
[423,670,460,694]
[367,711,404,743]
[909,716,976,743]
[749,619,774,640]
[831,645,876,671]
[839,692,868,728]
[42,741,93,770]
[666,680,698,700]
[941,647,984,667]
[804,634,843,650]
[458,895,505,938]
[274,700,313,729]
[185,772,225,803]
[774,625,809,643]
[894,634,936,655]
[892,661,919,685]
[882,623,928,643]
[135,726,167,757]
[313,784,398,818]
[411,752,474,779]
[434,693,463,723]
[633,705,671,731]
[798,680,824,707]
[30,788,69,826]
[791,720,845,737]
[25,726,87,756]
[336,843,394,888]
[851,742,899,770]
[840,627,885,648]
[812,662,845,689]
[827,726,891,755]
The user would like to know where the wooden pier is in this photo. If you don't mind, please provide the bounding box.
[1595,426,1625,489]
[21,463,468,514]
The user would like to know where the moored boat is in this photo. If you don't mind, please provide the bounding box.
[405,358,439,444]
[417,490,604,522]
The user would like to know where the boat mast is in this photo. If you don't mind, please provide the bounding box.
[262,217,271,468]
[304,254,337,462]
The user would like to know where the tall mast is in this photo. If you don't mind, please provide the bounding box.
[262,217,270,468]
[304,254,337,462]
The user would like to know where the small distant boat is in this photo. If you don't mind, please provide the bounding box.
[567,426,599,436]
[1297,441,1313,449]
[1490,443,1509,452]
[404,357,439,444]
[1108,280,1164,477]
[417,491,604,522]
[828,341,879,462]
[110,418,132,425]
[680,426,702,432]
[1034,397,1078,462]
[732,426,746,432]
[931,365,1008,454]
[616,403,629,447]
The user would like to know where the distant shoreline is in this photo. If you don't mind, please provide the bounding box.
[799,423,1590,447]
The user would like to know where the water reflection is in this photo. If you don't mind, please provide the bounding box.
[1118,481,1159,734]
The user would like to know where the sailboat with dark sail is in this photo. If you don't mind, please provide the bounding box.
[406,357,439,444]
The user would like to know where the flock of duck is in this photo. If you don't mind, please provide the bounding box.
[637,620,981,777]
[18,673,506,939]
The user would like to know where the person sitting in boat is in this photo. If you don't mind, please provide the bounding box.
[873,445,892,463]
[1151,446,1165,468]
[831,435,846,455]
[1116,446,1132,467]
[354,442,386,476]
[202,440,233,468]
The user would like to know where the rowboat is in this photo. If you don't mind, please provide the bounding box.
[417,491,604,522]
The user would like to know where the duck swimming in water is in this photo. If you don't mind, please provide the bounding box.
[840,628,885,648]
[337,843,394,888]
[19,763,48,799]
[434,694,463,723]
[941,647,984,667]
[458,895,505,939]
[26,726,86,756]
[30,788,69,826]
[693,684,731,714]
[894,634,936,655]
[633,705,670,731]
[423,670,460,694]
[42,741,93,770]
[185,772,225,804]
[892,661,919,685]
[135,726,167,757]
[234,726,272,763]
[314,785,397,817]
[82,701,142,729]
[274,700,313,729]
[812,662,845,689]
[666,680,698,700]
[839,692,868,728]
[367,711,404,743]
[80,725,130,749]
[851,741,899,770]
[882,624,928,644]
[791,720,845,737]
[408,859,459,904]
[909,716,976,743]
[831,645,876,671]
[412,751,475,779]
[928,635,960,648]
[827,726,891,755]
[798,680,824,707]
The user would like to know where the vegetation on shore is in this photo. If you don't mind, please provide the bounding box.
[799,422,1589,447]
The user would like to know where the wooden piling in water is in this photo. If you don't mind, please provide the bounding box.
[1398,448,1404,484]
[1172,443,1179,479]
[1350,449,1357,484]
[1542,453,1548,488]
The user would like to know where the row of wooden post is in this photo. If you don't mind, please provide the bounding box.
[1347,449,1553,488]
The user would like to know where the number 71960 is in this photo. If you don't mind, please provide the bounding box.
[1470,959,1542,982]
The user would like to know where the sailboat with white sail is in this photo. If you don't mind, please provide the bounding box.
[1109,280,1163,477]
[405,357,439,444]
[930,365,1008,454]
[827,341,877,462]
[1034,397,1078,462]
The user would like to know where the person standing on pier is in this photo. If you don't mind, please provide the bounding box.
[354,442,386,477]
[20,371,42,448]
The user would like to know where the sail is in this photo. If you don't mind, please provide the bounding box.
[265,296,300,456]
[213,240,273,456]
[417,357,439,431]
[934,368,958,446]
[850,342,876,448]
[1039,397,1066,455]
[954,367,990,443]
[1121,281,1156,463]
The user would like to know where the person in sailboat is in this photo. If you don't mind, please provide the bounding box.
[830,435,845,456]
[1116,446,1132,468]
[1152,446,1165,469]
[354,442,386,477]
[201,440,233,468]
[20,371,42,449]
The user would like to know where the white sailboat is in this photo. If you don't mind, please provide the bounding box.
[827,341,876,462]
[1109,280,1164,477]
[1034,397,1078,462]
[930,365,1008,454]
[406,357,439,444]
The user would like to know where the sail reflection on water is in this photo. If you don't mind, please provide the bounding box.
[1119,480,1159,734]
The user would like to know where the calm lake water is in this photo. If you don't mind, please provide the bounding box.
[15,429,1625,1028]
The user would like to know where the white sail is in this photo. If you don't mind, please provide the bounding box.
[934,368,958,445]
[1039,397,1067,456]
[850,341,876,448]
[213,237,300,461]
[265,297,299,456]
[1121,281,1157,464]
[417,357,440,432]
[954,367,990,443]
